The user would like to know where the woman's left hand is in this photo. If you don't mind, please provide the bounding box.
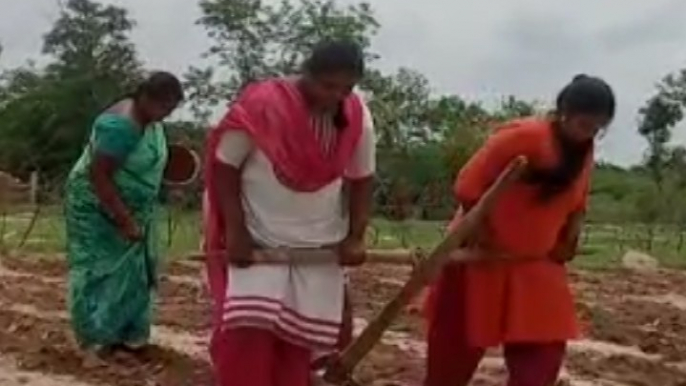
[552,212,584,264]
[120,219,143,242]
[337,235,367,267]
[551,241,577,264]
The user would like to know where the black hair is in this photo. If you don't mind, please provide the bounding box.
[132,71,185,103]
[301,40,365,130]
[525,74,615,202]
[556,74,615,121]
[302,39,365,79]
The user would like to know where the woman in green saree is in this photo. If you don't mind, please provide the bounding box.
[64,72,184,354]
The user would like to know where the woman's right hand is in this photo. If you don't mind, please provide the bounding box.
[120,219,143,242]
[225,231,253,268]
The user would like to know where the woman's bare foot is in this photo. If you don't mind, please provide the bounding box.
[122,340,149,352]
[81,345,111,369]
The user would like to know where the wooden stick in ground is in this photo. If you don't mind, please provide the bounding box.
[323,156,528,385]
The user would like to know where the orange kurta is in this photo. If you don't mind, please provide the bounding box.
[426,118,591,348]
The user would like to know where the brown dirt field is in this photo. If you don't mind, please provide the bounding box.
[0,255,685,386]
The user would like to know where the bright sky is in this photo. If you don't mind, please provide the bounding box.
[3,0,686,165]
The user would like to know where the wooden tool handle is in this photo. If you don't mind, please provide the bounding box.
[189,248,514,266]
[323,156,527,384]
[190,248,335,264]
[188,248,427,266]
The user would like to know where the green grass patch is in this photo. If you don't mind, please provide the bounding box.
[1,206,683,270]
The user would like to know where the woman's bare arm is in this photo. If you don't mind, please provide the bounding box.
[213,163,249,239]
[212,130,254,266]
[347,176,373,240]
[89,154,139,238]
[552,211,585,263]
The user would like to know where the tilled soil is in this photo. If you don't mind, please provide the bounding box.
[0,255,685,386]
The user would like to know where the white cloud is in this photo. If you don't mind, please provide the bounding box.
[3,0,686,165]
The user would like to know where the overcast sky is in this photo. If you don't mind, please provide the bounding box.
[2,0,686,165]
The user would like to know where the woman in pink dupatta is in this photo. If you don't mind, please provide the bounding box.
[203,40,375,386]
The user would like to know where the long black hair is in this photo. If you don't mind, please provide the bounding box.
[102,71,184,113]
[302,39,365,79]
[131,71,185,103]
[525,74,615,201]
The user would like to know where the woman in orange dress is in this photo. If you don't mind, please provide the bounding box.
[423,75,615,386]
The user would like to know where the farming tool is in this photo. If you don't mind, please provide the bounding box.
[190,156,527,385]
[323,156,527,385]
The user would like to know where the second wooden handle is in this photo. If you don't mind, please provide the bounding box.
[323,156,528,384]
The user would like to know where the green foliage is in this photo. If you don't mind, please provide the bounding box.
[1,0,683,236]
[182,0,550,220]
[361,68,432,150]
[0,0,141,182]
[185,0,379,122]
[636,69,686,235]
[43,0,141,82]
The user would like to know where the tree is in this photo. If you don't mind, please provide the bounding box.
[634,70,686,249]
[494,95,539,121]
[638,94,681,190]
[636,71,686,207]
[186,0,379,122]
[361,68,432,150]
[0,0,142,181]
[186,0,547,220]
[44,0,140,79]
[0,63,44,107]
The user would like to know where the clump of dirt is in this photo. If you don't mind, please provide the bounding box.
[355,342,424,386]
[0,309,212,386]
[611,300,686,361]
[1,255,67,278]
[348,265,425,337]
[0,275,65,312]
[1,256,204,282]
[348,265,410,317]
[568,351,686,386]
[164,261,202,278]
[0,264,213,333]
[581,297,686,362]
[576,269,686,299]
[155,276,210,331]
[3,254,686,386]
[581,304,636,345]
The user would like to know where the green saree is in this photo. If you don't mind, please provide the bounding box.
[64,113,167,349]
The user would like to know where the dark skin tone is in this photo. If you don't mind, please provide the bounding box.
[550,211,584,263]
[340,176,373,266]
[90,95,179,242]
[296,71,356,112]
[215,163,253,267]
[219,70,372,267]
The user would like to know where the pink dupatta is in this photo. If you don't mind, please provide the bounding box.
[203,78,364,330]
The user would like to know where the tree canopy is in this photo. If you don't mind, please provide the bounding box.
[0,0,682,225]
